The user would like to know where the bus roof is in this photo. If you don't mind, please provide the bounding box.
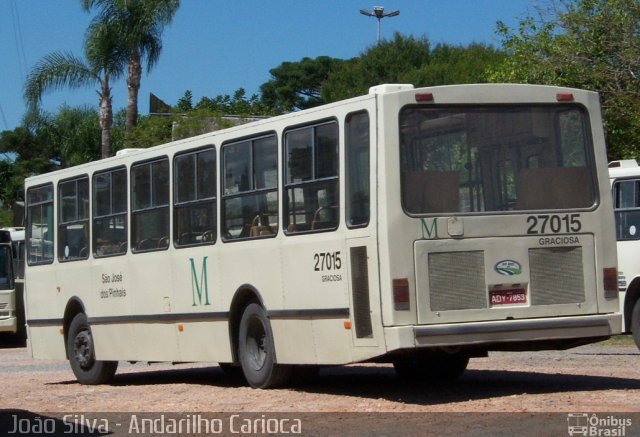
[609,159,640,178]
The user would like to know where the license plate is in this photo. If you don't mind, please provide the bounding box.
[490,288,527,306]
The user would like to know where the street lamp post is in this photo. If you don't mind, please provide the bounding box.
[360,6,400,44]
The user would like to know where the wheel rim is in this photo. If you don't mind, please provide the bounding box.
[245,316,267,371]
[73,329,95,370]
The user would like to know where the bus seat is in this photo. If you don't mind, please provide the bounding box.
[402,171,459,213]
[136,238,157,251]
[516,167,593,210]
[250,225,273,237]
[157,236,168,248]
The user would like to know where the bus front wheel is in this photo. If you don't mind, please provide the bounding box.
[67,313,118,385]
[632,299,640,350]
[238,303,291,388]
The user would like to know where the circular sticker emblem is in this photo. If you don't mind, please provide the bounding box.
[495,260,522,276]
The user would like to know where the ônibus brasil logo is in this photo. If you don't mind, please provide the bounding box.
[494,260,522,276]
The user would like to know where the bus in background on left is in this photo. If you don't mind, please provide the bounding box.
[0,229,20,338]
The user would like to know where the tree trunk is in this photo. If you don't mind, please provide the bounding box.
[126,49,142,133]
[99,75,113,159]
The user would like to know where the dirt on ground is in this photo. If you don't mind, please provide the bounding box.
[0,338,638,414]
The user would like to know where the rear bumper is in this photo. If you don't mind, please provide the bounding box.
[0,315,17,333]
[384,314,622,351]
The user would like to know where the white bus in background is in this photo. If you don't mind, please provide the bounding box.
[0,228,24,338]
[608,160,640,349]
[24,84,621,388]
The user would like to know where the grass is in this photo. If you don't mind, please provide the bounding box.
[601,335,636,346]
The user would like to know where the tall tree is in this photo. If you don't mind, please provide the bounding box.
[260,56,345,113]
[82,0,180,133]
[491,0,640,160]
[321,33,431,102]
[24,20,125,159]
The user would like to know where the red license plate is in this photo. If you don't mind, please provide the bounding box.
[490,288,527,306]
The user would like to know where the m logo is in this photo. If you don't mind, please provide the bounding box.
[189,256,211,306]
[421,218,438,239]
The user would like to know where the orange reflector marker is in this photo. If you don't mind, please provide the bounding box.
[178,324,184,332]
[393,278,410,311]
[344,320,352,330]
[603,267,618,299]
[59,328,64,335]
[556,92,574,102]
[415,92,434,102]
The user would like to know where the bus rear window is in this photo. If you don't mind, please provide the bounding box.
[399,105,596,214]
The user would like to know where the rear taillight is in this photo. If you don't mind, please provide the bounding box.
[556,92,574,101]
[393,278,410,311]
[603,267,618,299]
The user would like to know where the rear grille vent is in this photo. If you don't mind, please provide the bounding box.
[428,251,486,311]
[529,246,584,305]
[350,246,373,338]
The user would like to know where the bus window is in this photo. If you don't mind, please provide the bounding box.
[0,244,13,289]
[346,111,370,228]
[174,147,217,247]
[399,105,595,214]
[26,184,54,265]
[93,167,128,257]
[222,134,278,240]
[132,158,170,252]
[613,178,640,241]
[58,176,90,261]
[284,121,339,233]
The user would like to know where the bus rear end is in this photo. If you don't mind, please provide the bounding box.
[377,84,621,370]
[0,230,17,335]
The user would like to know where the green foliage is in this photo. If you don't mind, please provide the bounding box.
[126,112,173,148]
[407,43,506,86]
[322,33,431,102]
[491,0,640,160]
[0,208,13,227]
[175,90,193,112]
[260,56,346,112]
[39,106,102,167]
[195,88,276,116]
[123,88,275,148]
[321,34,504,103]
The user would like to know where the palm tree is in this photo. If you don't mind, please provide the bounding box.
[82,0,180,134]
[24,22,125,159]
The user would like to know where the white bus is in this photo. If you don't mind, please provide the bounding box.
[24,84,621,388]
[608,159,640,349]
[0,228,22,337]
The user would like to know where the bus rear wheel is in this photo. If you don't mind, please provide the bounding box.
[238,303,291,388]
[67,313,118,385]
[632,299,640,350]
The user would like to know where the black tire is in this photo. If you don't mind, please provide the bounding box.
[67,313,118,385]
[632,299,640,350]
[238,303,291,388]
[393,351,469,381]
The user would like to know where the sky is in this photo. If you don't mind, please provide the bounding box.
[0,0,538,132]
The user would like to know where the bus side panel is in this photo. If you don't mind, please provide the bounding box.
[28,325,67,360]
[270,319,352,365]
[25,265,67,359]
[275,234,353,364]
[169,246,233,363]
[89,252,180,362]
